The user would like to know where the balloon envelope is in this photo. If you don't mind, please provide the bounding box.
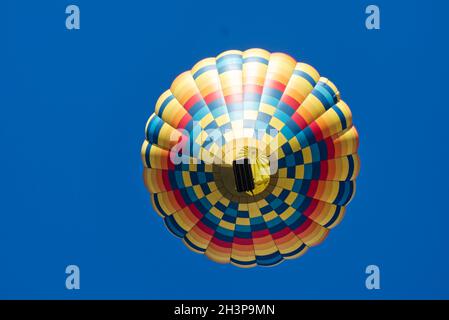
[141,49,360,267]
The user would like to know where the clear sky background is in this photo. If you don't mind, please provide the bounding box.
[2,0,448,299]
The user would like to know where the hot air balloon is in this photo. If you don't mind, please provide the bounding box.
[141,49,360,267]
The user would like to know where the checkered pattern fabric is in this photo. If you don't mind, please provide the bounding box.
[141,49,359,267]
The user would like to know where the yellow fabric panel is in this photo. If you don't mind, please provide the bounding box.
[170,71,198,105]
[302,147,312,163]
[287,136,301,153]
[242,48,269,85]
[144,144,170,169]
[298,220,329,247]
[248,202,261,218]
[217,49,242,59]
[205,245,231,264]
[181,171,192,187]
[154,191,182,215]
[274,232,305,258]
[332,126,359,158]
[155,90,188,129]
[315,180,340,203]
[284,192,298,206]
[296,63,320,82]
[320,77,340,101]
[154,90,172,115]
[172,207,199,233]
[210,206,224,219]
[275,178,295,190]
[265,52,297,85]
[218,219,236,231]
[284,79,310,104]
[236,217,251,226]
[307,200,344,228]
[243,48,270,60]
[184,226,212,252]
[279,206,297,221]
[191,57,215,74]
[296,94,326,125]
[262,211,278,223]
[143,168,163,193]
[141,140,149,167]
[216,113,230,127]
[259,103,276,115]
[269,116,285,131]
